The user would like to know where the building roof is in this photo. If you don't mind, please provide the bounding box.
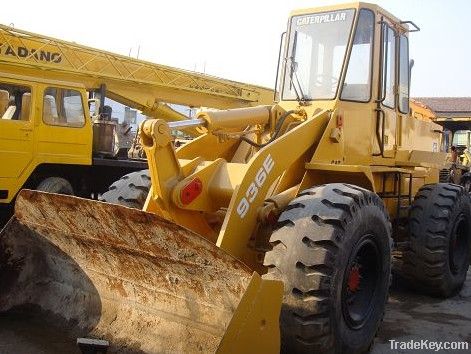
[413,97,471,116]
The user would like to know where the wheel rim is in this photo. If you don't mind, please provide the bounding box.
[449,213,468,275]
[341,235,382,329]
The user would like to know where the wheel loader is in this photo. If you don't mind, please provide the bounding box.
[1,2,470,354]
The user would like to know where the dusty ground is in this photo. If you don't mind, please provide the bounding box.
[372,270,471,353]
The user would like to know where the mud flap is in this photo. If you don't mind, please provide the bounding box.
[0,190,282,353]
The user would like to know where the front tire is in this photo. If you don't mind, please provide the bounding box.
[263,183,392,353]
[100,170,151,208]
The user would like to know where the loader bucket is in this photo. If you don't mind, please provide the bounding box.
[0,190,282,353]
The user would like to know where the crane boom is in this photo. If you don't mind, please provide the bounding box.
[0,24,273,117]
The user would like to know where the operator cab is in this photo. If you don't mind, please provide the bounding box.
[281,3,418,106]
[277,3,422,161]
[279,3,415,107]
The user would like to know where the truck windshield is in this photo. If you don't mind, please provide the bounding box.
[282,9,355,101]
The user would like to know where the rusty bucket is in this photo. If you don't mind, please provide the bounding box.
[0,190,281,353]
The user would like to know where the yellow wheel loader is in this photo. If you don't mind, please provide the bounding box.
[1,2,470,353]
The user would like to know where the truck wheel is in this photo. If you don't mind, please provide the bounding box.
[100,170,151,209]
[263,183,392,354]
[401,183,471,297]
[37,177,74,195]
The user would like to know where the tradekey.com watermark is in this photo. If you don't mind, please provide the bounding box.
[390,339,469,351]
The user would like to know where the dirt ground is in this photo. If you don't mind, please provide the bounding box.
[372,270,471,353]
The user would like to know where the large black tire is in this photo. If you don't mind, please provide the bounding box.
[36,177,74,195]
[401,183,471,297]
[263,183,392,354]
[100,170,151,208]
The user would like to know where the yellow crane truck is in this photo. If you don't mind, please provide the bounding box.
[1,2,470,354]
[0,24,273,225]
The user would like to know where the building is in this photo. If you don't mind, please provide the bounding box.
[413,97,471,132]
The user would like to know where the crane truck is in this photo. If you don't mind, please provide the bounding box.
[1,2,470,354]
[0,24,273,225]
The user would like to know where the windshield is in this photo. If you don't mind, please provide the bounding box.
[282,9,355,101]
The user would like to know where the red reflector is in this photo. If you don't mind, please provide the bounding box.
[337,114,344,128]
[180,178,203,205]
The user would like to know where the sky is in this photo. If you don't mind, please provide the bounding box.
[1,0,469,98]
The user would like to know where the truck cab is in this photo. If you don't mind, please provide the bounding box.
[0,72,146,224]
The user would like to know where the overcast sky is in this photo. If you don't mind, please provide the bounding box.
[1,0,469,97]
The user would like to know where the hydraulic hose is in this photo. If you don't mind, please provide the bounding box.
[240,110,297,148]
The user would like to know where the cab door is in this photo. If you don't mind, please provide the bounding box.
[377,21,397,158]
[0,79,34,195]
[36,85,92,166]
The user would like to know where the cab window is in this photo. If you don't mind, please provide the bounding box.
[398,35,410,113]
[382,25,396,108]
[340,9,375,102]
[0,82,31,121]
[43,87,85,127]
[282,9,356,100]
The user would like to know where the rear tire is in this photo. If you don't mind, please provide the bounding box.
[263,183,392,354]
[401,183,471,297]
[100,170,151,208]
[36,177,74,195]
